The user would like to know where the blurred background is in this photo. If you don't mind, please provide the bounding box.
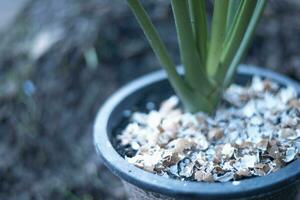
[1,0,300,199]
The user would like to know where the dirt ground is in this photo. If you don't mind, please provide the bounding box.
[0,0,300,199]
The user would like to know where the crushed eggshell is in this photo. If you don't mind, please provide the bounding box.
[118,77,300,182]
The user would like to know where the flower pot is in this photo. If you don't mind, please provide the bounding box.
[94,65,300,200]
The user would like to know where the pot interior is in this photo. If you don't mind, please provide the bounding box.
[108,73,254,157]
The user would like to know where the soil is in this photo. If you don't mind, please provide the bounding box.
[1,0,300,199]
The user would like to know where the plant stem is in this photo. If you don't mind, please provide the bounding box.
[126,0,267,114]
[126,0,216,113]
[221,0,256,67]
[207,0,229,77]
[226,0,241,34]
[188,0,208,66]
[224,0,267,87]
[171,0,212,94]
[215,0,265,86]
[126,1,186,100]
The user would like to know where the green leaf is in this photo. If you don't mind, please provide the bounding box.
[171,0,212,94]
[127,0,217,113]
[188,0,208,66]
[126,0,192,105]
[226,0,241,34]
[207,0,229,77]
[126,0,267,114]
[224,0,268,86]
[212,0,256,85]
[221,0,257,66]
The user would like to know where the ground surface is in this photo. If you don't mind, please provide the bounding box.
[0,0,300,199]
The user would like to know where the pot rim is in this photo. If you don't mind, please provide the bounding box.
[94,65,300,198]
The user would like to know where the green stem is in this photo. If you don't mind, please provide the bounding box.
[126,0,215,113]
[224,0,267,86]
[221,0,257,65]
[188,0,208,66]
[207,0,229,77]
[126,1,187,101]
[215,0,263,85]
[171,0,212,94]
[126,0,267,114]
[226,0,241,34]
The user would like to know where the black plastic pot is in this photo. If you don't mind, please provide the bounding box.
[94,65,300,200]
